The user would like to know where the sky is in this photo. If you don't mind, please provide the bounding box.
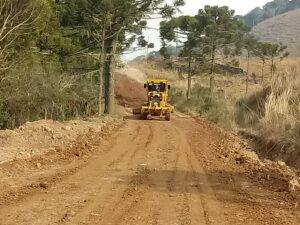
[124,0,271,61]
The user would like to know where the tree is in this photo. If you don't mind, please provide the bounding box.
[160,5,248,97]
[160,15,200,99]
[0,0,102,128]
[197,6,247,92]
[268,42,289,77]
[254,42,272,83]
[0,0,37,71]
[59,0,185,114]
[243,35,258,94]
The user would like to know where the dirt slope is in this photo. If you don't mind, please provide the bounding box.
[0,118,115,164]
[115,75,147,107]
[115,66,148,108]
[251,8,300,56]
[0,113,299,225]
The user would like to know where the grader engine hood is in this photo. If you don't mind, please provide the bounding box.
[149,93,162,107]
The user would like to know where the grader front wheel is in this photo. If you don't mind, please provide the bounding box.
[165,111,171,121]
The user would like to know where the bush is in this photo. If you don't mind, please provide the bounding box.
[235,72,300,143]
[235,87,271,128]
[0,102,9,129]
[0,59,99,129]
[169,84,232,129]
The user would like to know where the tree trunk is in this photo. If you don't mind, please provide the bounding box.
[261,60,265,84]
[98,26,106,116]
[107,37,118,114]
[104,60,110,114]
[246,52,250,94]
[187,57,192,100]
[210,45,216,94]
[210,57,215,93]
[271,57,274,77]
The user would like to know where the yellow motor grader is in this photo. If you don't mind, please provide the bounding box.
[133,79,174,121]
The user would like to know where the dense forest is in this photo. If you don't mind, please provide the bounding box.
[0,0,184,129]
[240,0,300,27]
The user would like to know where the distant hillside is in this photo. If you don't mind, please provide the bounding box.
[251,8,300,56]
[240,0,300,27]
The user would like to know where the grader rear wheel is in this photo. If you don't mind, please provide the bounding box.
[141,113,148,120]
[165,111,171,121]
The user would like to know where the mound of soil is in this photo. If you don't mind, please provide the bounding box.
[115,75,147,108]
[0,117,116,164]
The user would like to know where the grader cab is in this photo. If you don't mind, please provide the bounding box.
[133,79,174,121]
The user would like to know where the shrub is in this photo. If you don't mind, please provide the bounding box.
[235,87,271,128]
[169,84,232,129]
[235,70,300,143]
[0,102,9,128]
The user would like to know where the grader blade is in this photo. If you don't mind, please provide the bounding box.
[132,108,142,115]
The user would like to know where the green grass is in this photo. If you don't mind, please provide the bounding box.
[170,84,233,129]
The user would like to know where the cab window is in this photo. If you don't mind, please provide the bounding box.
[148,83,166,92]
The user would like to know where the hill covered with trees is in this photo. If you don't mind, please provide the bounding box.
[240,0,300,27]
[251,8,300,56]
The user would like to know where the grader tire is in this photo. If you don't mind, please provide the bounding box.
[165,111,171,121]
[141,113,148,120]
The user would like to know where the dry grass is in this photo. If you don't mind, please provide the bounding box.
[132,61,180,81]
[260,70,300,141]
[131,58,300,138]
[132,57,300,164]
[239,57,300,80]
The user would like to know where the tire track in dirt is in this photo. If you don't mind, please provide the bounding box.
[118,120,193,225]
[2,113,297,225]
[0,120,151,225]
[171,125,205,225]
[88,121,165,225]
[126,121,154,167]
[185,139,227,225]
[60,121,154,225]
[108,122,146,167]
[165,126,190,225]
[92,120,178,225]
[165,118,226,225]
[0,122,125,208]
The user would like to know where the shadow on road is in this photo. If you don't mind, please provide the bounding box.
[123,115,142,121]
[123,115,168,122]
[116,168,290,211]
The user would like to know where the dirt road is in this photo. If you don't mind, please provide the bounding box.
[0,114,299,225]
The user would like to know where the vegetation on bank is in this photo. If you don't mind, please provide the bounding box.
[135,57,300,149]
[169,85,232,129]
[0,0,297,141]
[236,69,300,144]
[0,0,184,129]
